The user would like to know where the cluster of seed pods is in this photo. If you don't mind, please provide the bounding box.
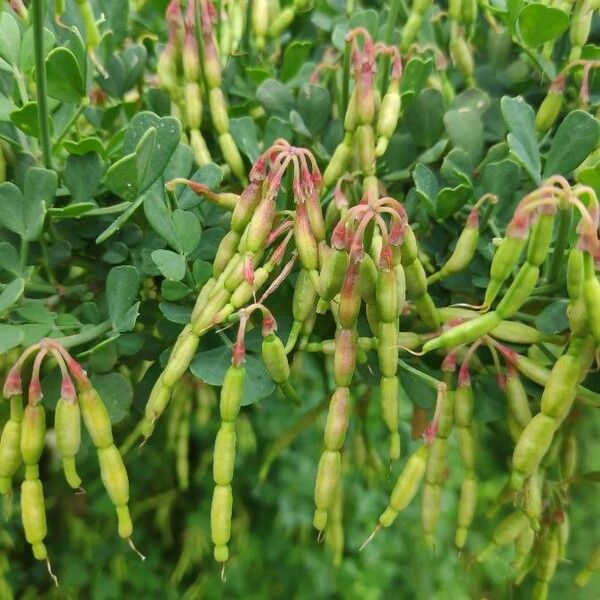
[156,0,245,179]
[0,339,141,586]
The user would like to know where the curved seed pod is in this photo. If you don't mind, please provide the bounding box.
[262,335,290,384]
[211,484,233,563]
[98,445,132,538]
[55,399,82,489]
[455,477,477,549]
[323,388,350,451]
[323,135,353,188]
[0,397,23,494]
[313,450,342,531]
[379,445,429,527]
[485,236,528,307]
[80,388,113,449]
[21,405,46,466]
[21,479,48,560]
[213,231,241,277]
[319,246,349,304]
[476,510,529,562]
[512,526,535,571]
[496,264,540,320]
[506,365,532,429]
[522,470,543,531]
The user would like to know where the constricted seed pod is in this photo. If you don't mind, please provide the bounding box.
[21,478,48,560]
[323,388,350,450]
[55,399,82,489]
[211,484,233,562]
[477,510,529,561]
[213,422,236,486]
[80,388,113,449]
[334,328,357,387]
[313,450,341,530]
[220,365,245,422]
[455,477,477,549]
[21,405,46,466]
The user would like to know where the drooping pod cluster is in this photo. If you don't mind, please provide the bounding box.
[252,0,311,49]
[155,0,245,179]
[0,339,141,584]
[422,178,600,353]
[141,140,318,440]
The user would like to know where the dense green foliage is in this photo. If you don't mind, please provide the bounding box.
[1,0,600,598]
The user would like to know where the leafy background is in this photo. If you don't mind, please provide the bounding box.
[0,0,600,598]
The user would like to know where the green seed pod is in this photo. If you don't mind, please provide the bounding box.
[262,335,290,384]
[506,366,532,429]
[535,526,559,590]
[359,253,378,304]
[404,261,427,300]
[323,387,350,450]
[320,247,349,303]
[323,135,353,187]
[583,253,600,346]
[450,30,474,81]
[344,89,359,132]
[356,125,376,175]
[457,427,475,472]
[454,383,474,428]
[293,269,318,323]
[523,470,543,531]
[422,311,502,353]
[21,479,48,560]
[539,354,580,422]
[211,484,233,558]
[209,88,230,135]
[526,213,555,267]
[218,133,246,182]
[512,525,535,570]
[313,450,341,530]
[381,445,429,526]
[496,264,540,319]
[561,431,577,482]
[570,0,593,48]
[535,90,563,133]
[162,333,201,389]
[400,13,425,53]
[421,482,441,547]
[213,231,241,277]
[213,422,236,486]
[437,390,455,440]
[377,321,399,377]
[448,0,461,20]
[220,365,245,422]
[455,477,477,549]
[55,399,82,489]
[462,0,478,23]
[511,413,556,490]
[98,445,129,507]
[439,224,479,278]
[294,203,319,271]
[21,405,46,466]
[395,265,406,317]
[338,262,361,329]
[380,375,400,460]
[477,511,529,561]
[0,420,21,494]
[334,328,357,387]
[376,91,401,142]
[485,237,527,307]
[189,129,213,166]
[184,82,203,130]
[376,267,398,323]
[400,227,419,266]
[425,438,448,484]
[252,0,269,41]
[80,388,113,449]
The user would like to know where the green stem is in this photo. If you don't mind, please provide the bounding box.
[53,101,88,151]
[378,0,401,94]
[19,237,29,272]
[83,202,132,217]
[341,0,354,117]
[52,319,112,349]
[31,0,53,170]
[546,207,572,284]
[398,359,441,390]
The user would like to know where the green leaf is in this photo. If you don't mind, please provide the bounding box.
[104,152,138,201]
[90,372,133,424]
[0,12,21,66]
[0,324,25,353]
[501,96,541,184]
[296,85,331,136]
[63,153,104,204]
[0,242,20,275]
[406,89,445,147]
[20,26,55,73]
[230,117,260,163]
[172,209,201,255]
[543,111,600,178]
[400,57,434,109]
[281,41,312,82]
[436,184,473,219]
[143,187,181,251]
[158,302,192,323]
[0,278,25,314]
[151,249,186,281]
[190,346,276,406]
[256,79,295,117]
[46,47,86,103]
[64,137,105,157]
[444,108,484,162]
[10,102,48,138]
[106,266,141,333]
[534,300,569,334]
[0,169,53,241]
[412,163,438,214]
[517,4,569,47]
